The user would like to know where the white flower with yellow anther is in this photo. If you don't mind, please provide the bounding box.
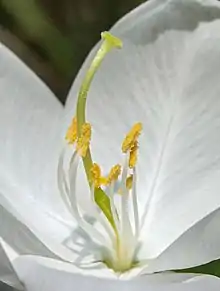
[58,32,145,273]
[64,113,142,272]
[2,1,220,291]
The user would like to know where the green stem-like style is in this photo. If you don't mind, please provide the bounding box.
[76,31,122,185]
[75,32,122,232]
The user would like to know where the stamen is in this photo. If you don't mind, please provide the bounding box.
[122,123,142,153]
[76,123,91,157]
[68,151,107,245]
[66,117,77,144]
[120,155,133,240]
[106,164,121,185]
[57,148,72,213]
[108,182,120,232]
[132,168,139,237]
[91,163,107,188]
[129,141,139,169]
[118,175,133,194]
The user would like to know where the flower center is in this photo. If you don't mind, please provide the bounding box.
[58,32,143,273]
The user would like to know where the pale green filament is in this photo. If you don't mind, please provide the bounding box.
[76,32,122,184]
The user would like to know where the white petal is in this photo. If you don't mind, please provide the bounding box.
[0,239,23,290]
[0,203,60,259]
[0,41,69,217]
[0,168,97,265]
[0,42,84,261]
[0,190,81,264]
[142,208,220,273]
[13,255,220,291]
[0,42,84,262]
[65,0,220,259]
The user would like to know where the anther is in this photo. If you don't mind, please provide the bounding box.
[126,175,133,190]
[91,163,107,188]
[122,123,142,153]
[76,123,92,157]
[129,141,139,168]
[66,117,78,144]
[106,164,121,185]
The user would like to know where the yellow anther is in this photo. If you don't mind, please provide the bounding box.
[91,163,107,188]
[126,175,133,190]
[90,163,103,188]
[118,175,133,194]
[129,141,139,168]
[76,123,92,157]
[66,117,78,144]
[122,122,142,153]
[106,164,121,185]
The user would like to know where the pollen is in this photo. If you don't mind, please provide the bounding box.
[76,123,92,157]
[122,122,142,153]
[91,163,107,188]
[129,141,139,168]
[66,117,78,144]
[106,164,121,185]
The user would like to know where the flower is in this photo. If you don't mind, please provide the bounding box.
[1,0,220,290]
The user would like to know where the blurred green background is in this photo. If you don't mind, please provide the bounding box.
[0,0,145,103]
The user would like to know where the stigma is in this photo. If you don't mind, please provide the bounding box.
[58,32,143,273]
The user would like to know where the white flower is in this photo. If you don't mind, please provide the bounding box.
[1,0,220,290]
